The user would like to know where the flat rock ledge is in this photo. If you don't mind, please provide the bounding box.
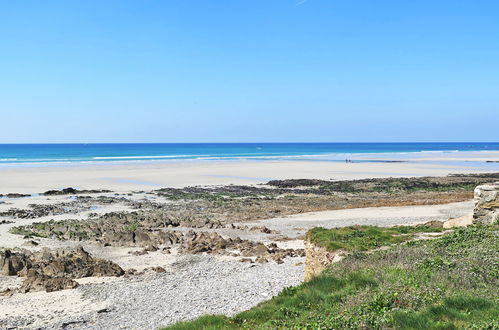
[473,182,499,225]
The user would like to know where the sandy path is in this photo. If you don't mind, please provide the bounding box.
[249,200,474,238]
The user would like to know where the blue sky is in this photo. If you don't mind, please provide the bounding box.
[1,0,498,143]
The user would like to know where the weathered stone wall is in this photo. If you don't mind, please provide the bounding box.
[304,239,345,282]
[473,182,499,225]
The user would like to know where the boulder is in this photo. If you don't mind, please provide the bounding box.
[20,269,79,293]
[473,183,499,225]
[0,250,31,276]
[0,246,123,293]
[443,215,473,228]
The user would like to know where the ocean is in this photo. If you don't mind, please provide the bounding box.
[0,143,498,167]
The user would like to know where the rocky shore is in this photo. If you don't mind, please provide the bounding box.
[0,173,497,329]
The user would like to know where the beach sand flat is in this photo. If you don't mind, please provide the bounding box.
[0,150,498,194]
[0,153,497,329]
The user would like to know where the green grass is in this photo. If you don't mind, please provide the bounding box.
[164,225,498,329]
[306,225,445,252]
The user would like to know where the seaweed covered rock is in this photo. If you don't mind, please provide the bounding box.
[42,187,112,195]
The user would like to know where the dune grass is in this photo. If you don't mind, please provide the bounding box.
[164,225,498,329]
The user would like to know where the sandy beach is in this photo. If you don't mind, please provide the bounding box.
[0,155,498,329]
[1,150,498,194]
[0,191,478,329]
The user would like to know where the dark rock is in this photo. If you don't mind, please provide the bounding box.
[0,220,14,225]
[5,193,31,198]
[177,231,304,263]
[249,226,275,234]
[130,249,148,256]
[150,266,166,273]
[20,269,79,293]
[0,246,123,293]
[42,188,112,196]
[0,250,32,276]
[23,240,39,247]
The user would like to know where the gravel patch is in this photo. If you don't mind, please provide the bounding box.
[1,255,304,329]
[78,255,304,329]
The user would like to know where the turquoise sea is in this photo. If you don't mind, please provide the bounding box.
[0,143,498,167]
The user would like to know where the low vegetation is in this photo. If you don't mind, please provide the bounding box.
[306,225,445,252]
[166,225,498,329]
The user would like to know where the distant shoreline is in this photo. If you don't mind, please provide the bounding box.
[1,142,498,167]
[0,150,498,194]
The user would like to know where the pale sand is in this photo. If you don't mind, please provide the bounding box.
[0,288,109,328]
[356,150,499,162]
[1,150,498,194]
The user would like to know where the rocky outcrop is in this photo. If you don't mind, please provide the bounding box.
[0,249,31,276]
[0,202,93,219]
[42,187,112,195]
[10,211,226,244]
[10,216,303,263]
[0,246,124,293]
[267,174,499,192]
[19,269,79,293]
[179,231,305,263]
[304,239,345,282]
[0,193,31,198]
[473,182,499,225]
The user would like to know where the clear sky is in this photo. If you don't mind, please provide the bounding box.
[1,1,498,143]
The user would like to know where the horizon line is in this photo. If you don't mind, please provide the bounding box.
[1,141,499,145]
